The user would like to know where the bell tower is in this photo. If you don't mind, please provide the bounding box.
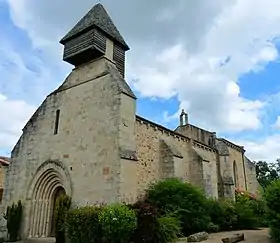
[60,3,129,77]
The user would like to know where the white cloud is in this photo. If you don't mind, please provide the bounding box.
[3,0,280,161]
[273,116,280,129]
[0,94,36,149]
[128,0,280,133]
[0,18,71,153]
[236,135,280,162]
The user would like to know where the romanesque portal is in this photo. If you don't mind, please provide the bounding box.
[26,161,72,238]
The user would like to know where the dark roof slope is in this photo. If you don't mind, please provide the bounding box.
[0,156,10,166]
[60,3,129,50]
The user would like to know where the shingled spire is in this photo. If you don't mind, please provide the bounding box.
[60,3,129,76]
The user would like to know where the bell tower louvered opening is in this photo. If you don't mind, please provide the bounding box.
[60,3,129,77]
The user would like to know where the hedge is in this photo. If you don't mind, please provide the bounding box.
[65,178,269,242]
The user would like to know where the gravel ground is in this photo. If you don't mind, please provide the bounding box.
[204,228,270,243]
[14,228,271,243]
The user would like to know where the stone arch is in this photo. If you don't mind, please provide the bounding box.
[26,160,72,238]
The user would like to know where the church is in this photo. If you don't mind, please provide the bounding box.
[3,3,259,240]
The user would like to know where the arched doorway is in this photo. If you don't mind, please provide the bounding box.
[26,160,72,238]
[50,187,66,237]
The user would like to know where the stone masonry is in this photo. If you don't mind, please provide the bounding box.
[2,3,259,240]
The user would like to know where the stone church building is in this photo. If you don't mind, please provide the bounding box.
[3,3,259,240]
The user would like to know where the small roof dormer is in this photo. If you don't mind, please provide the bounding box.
[60,3,129,76]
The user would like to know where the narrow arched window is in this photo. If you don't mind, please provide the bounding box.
[54,109,60,135]
[233,160,238,187]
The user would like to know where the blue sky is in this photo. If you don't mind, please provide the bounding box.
[1,0,280,161]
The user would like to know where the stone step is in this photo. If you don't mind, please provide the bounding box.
[22,238,55,243]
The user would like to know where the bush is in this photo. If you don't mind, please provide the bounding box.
[208,195,263,232]
[4,200,22,242]
[207,222,219,233]
[234,194,258,230]
[98,203,137,243]
[248,198,268,227]
[129,198,160,243]
[264,180,280,242]
[67,206,103,243]
[146,178,211,236]
[207,199,237,231]
[155,216,181,243]
[55,195,71,243]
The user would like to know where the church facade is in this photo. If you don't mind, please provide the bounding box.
[3,3,259,240]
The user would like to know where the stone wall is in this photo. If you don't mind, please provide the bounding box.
[175,124,215,147]
[7,58,122,205]
[4,57,137,238]
[244,156,260,196]
[135,117,218,198]
[227,146,246,191]
[216,139,246,188]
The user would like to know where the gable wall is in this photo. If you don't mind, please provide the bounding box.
[5,58,130,207]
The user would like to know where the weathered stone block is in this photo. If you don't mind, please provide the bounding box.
[187,232,209,242]
[0,215,7,242]
[221,233,245,243]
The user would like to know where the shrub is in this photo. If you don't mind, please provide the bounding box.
[264,180,280,242]
[207,222,219,233]
[4,200,23,242]
[55,195,71,243]
[248,198,268,227]
[129,198,160,243]
[67,206,102,243]
[146,178,211,236]
[98,203,137,243]
[234,194,258,230]
[129,197,181,243]
[208,195,263,231]
[207,199,237,231]
[155,216,181,243]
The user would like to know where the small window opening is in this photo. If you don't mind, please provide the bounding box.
[54,109,60,135]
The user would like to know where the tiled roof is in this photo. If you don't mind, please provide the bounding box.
[0,157,10,166]
[60,3,129,50]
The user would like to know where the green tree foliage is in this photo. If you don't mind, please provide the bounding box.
[4,200,23,242]
[55,195,72,243]
[254,160,280,188]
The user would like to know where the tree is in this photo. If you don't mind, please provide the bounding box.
[254,160,280,188]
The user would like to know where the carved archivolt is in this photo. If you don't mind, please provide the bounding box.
[26,160,72,238]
